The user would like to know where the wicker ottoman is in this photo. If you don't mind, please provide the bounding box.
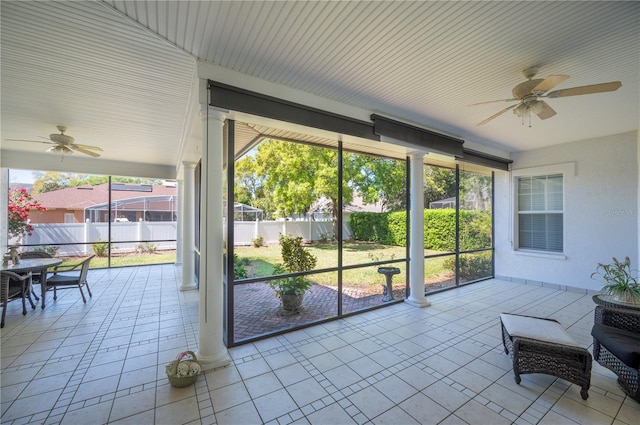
[500,313,592,400]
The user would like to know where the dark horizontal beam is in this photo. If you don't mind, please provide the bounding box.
[461,148,512,171]
[371,114,464,157]
[208,81,378,141]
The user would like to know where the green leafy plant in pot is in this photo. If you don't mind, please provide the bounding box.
[267,234,317,311]
[591,256,640,305]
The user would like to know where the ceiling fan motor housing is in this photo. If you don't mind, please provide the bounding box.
[49,133,74,145]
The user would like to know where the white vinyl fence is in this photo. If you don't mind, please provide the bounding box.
[233,220,353,246]
[21,220,353,255]
[23,221,178,256]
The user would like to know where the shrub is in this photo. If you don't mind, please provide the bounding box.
[443,251,493,280]
[252,235,264,248]
[349,212,392,244]
[279,234,317,273]
[34,246,59,257]
[92,239,109,257]
[268,264,312,296]
[350,209,491,252]
[386,211,407,246]
[234,254,249,279]
[135,242,157,254]
[267,234,318,297]
[318,232,335,243]
[424,209,456,251]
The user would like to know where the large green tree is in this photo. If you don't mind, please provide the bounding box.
[235,139,407,237]
[32,171,72,194]
[424,166,457,207]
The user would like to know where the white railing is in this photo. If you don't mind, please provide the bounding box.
[21,220,353,254]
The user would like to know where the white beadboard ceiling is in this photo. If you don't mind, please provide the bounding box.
[1,1,639,177]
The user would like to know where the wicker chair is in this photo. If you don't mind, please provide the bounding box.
[19,251,54,301]
[1,271,35,328]
[592,305,640,402]
[44,255,95,306]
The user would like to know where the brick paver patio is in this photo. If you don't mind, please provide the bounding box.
[233,282,405,341]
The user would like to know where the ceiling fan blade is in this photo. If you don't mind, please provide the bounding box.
[468,98,518,106]
[536,101,557,120]
[6,139,55,145]
[72,146,101,157]
[546,81,621,98]
[477,104,518,126]
[532,75,569,94]
[72,144,103,151]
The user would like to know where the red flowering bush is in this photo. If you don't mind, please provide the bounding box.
[8,188,46,241]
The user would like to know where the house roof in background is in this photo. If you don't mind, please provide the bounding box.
[30,184,177,210]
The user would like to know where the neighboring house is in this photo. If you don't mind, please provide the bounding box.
[430,190,491,210]
[429,197,456,209]
[305,195,385,221]
[27,183,178,224]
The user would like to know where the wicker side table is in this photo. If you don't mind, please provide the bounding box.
[500,313,592,400]
[593,294,640,312]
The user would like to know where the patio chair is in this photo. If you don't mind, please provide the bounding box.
[592,305,640,402]
[44,255,95,305]
[19,251,54,300]
[1,271,35,328]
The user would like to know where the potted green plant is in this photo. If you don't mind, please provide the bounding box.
[267,234,317,311]
[591,256,640,305]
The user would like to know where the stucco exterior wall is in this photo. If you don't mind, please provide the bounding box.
[29,209,84,224]
[494,131,638,292]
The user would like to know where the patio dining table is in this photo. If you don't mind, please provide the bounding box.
[1,257,63,309]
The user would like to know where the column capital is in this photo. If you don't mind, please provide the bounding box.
[199,105,229,122]
[182,160,197,169]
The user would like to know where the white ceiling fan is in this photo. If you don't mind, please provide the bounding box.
[470,67,622,127]
[7,125,103,159]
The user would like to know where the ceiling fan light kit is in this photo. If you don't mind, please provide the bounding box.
[471,67,622,127]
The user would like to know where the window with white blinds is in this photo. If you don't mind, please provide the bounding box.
[517,174,563,252]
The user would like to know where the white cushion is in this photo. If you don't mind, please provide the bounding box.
[500,313,581,348]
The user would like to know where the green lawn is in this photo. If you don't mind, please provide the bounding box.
[235,242,453,287]
[60,251,176,269]
[57,243,454,288]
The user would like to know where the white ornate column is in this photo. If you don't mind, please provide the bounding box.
[405,153,430,308]
[180,162,197,291]
[175,178,183,265]
[197,105,231,370]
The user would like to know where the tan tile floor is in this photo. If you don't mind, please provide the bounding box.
[1,264,639,424]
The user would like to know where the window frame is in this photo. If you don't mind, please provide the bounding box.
[512,163,574,256]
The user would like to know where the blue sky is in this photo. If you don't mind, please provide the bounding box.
[9,169,38,184]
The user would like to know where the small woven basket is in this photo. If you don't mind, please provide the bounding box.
[166,351,201,388]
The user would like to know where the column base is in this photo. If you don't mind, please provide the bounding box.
[404,298,431,308]
[196,349,231,371]
[179,282,198,291]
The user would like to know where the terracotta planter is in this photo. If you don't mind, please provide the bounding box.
[280,293,304,311]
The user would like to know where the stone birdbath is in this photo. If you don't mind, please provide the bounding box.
[377,267,401,302]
